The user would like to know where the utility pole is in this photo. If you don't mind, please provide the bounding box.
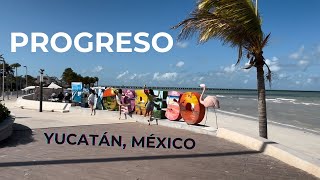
[24,65,28,88]
[15,66,18,98]
[39,69,44,112]
[0,55,5,101]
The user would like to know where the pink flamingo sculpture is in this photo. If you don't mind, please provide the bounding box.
[199,84,220,128]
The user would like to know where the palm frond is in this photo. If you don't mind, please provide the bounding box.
[174,0,262,47]
[261,33,271,48]
[263,58,272,88]
[236,45,243,65]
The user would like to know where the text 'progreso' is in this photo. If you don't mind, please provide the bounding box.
[11,32,174,53]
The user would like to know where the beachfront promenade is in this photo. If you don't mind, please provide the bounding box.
[0,98,319,179]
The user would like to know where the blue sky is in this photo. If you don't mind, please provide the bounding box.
[0,0,319,90]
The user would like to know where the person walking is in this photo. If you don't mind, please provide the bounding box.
[143,85,157,124]
[88,90,96,116]
[115,89,128,120]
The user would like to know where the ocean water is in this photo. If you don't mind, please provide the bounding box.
[164,89,320,133]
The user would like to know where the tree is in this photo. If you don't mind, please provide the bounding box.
[89,77,96,87]
[94,77,99,86]
[61,68,81,87]
[11,63,21,93]
[0,62,14,91]
[173,0,271,138]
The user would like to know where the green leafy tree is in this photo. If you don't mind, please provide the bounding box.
[173,0,271,138]
[61,68,81,87]
[10,63,21,91]
[89,77,96,87]
[94,77,99,86]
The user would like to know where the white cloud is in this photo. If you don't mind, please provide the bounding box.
[153,72,178,81]
[295,81,300,85]
[216,72,223,76]
[92,65,103,73]
[289,45,304,59]
[265,58,281,72]
[223,64,236,73]
[116,71,129,79]
[307,78,312,83]
[138,73,150,78]
[298,60,309,66]
[279,73,287,79]
[176,41,188,48]
[244,79,248,84]
[199,77,204,81]
[130,74,137,80]
[81,69,87,74]
[176,61,185,67]
[93,66,103,72]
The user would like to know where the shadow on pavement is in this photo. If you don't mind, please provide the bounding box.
[0,123,35,148]
[0,150,261,167]
[15,117,31,119]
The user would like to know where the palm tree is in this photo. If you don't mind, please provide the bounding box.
[94,77,99,86]
[11,63,21,97]
[173,0,271,139]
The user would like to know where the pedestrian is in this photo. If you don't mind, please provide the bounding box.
[88,90,96,115]
[143,85,157,124]
[115,89,129,120]
[57,92,64,102]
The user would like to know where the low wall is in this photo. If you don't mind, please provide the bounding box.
[16,97,71,113]
[22,93,34,100]
[0,116,15,142]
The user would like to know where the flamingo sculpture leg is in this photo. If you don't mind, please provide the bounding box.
[199,84,220,128]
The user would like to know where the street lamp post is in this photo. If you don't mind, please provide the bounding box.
[23,65,28,88]
[15,66,19,98]
[0,55,5,101]
[39,69,44,112]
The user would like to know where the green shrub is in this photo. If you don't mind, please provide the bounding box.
[0,103,10,122]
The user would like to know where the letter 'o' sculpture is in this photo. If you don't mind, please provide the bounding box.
[103,88,118,111]
[179,92,205,124]
[165,91,182,121]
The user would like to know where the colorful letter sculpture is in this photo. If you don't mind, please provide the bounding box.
[103,88,118,111]
[71,82,83,103]
[135,90,148,115]
[165,91,182,121]
[179,92,205,124]
[152,90,168,119]
[124,89,136,113]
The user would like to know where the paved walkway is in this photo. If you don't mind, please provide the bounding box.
[202,110,320,160]
[0,123,317,180]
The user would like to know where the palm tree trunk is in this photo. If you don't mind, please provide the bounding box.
[256,64,268,139]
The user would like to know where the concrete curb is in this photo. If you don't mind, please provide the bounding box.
[216,128,320,178]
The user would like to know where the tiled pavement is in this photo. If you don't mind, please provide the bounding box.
[0,123,317,180]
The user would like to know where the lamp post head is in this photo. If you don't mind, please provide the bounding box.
[199,84,206,88]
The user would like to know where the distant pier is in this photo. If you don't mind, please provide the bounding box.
[103,85,235,91]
